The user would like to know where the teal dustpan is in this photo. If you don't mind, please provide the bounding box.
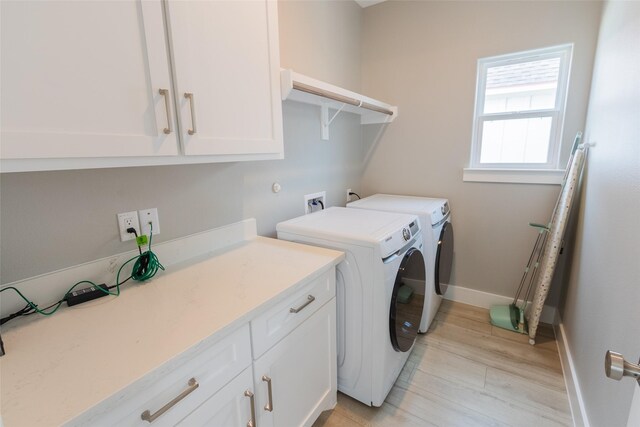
[490,304,527,334]
[397,284,414,304]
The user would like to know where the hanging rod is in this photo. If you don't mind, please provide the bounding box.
[292,81,394,116]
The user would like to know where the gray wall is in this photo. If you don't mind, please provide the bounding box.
[279,0,362,91]
[359,0,603,301]
[560,2,640,425]
[0,0,364,284]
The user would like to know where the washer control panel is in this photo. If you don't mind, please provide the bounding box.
[409,220,420,236]
[380,217,422,258]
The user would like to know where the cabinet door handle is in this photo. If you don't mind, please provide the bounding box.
[244,389,257,427]
[262,375,274,412]
[290,295,315,313]
[184,92,197,135]
[158,89,172,135]
[141,377,198,423]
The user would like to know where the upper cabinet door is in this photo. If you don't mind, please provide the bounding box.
[0,1,178,160]
[167,0,283,157]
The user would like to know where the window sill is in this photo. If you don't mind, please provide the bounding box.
[463,168,564,184]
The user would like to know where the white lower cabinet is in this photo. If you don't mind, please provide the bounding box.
[176,367,255,427]
[252,299,337,427]
[67,324,253,427]
[180,299,337,427]
[68,269,337,427]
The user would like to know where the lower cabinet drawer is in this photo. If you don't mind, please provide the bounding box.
[67,324,252,427]
[251,269,335,359]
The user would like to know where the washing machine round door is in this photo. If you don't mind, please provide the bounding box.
[435,221,454,296]
[390,248,426,352]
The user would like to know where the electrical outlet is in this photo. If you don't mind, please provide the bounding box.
[139,208,160,237]
[304,191,326,214]
[117,211,141,242]
[346,188,352,203]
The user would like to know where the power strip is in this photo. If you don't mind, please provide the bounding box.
[65,284,110,307]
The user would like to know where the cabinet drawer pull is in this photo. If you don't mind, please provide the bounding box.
[290,295,315,314]
[262,375,274,412]
[159,89,172,135]
[184,92,197,135]
[244,389,257,427]
[141,377,199,423]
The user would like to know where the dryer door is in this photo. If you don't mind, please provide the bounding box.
[435,221,454,296]
[390,248,426,352]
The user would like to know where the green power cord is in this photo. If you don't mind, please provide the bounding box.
[128,224,164,282]
[0,224,164,323]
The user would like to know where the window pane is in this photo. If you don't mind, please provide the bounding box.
[480,117,552,163]
[483,58,560,114]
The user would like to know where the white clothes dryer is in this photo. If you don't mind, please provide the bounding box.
[348,194,454,333]
[277,207,425,407]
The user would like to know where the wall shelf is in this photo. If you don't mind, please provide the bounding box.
[280,69,398,139]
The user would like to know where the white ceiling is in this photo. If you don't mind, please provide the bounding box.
[354,0,387,8]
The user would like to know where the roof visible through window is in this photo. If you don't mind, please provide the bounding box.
[486,58,561,90]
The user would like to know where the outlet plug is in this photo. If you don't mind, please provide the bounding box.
[346,188,352,203]
[139,208,160,237]
[117,211,141,242]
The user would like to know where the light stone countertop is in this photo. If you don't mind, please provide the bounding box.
[0,236,344,427]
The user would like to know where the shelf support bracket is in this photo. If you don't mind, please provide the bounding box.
[320,103,347,140]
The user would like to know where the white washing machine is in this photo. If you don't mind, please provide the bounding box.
[277,207,425,407]
[348,194,454,333]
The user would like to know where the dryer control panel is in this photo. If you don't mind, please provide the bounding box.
[429,200,451,226]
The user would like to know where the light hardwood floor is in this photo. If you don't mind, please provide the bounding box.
[313,300,571,427]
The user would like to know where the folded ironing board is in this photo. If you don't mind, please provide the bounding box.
[526,143,588,344]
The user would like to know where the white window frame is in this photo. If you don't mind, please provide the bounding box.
[468,44,573,174]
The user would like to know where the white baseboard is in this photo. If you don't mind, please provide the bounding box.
[555,321,590,427]
[443,284,559,325]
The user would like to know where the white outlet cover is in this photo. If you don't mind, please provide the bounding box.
[117,211,141,242]
[304,191,326,214]
[139,208,160,237]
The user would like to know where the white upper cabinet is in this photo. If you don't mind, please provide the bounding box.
[0,0,284,172]
[167,0,283,157]
[0,1,178,160]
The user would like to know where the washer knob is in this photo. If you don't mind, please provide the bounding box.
[402,228,411,241]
